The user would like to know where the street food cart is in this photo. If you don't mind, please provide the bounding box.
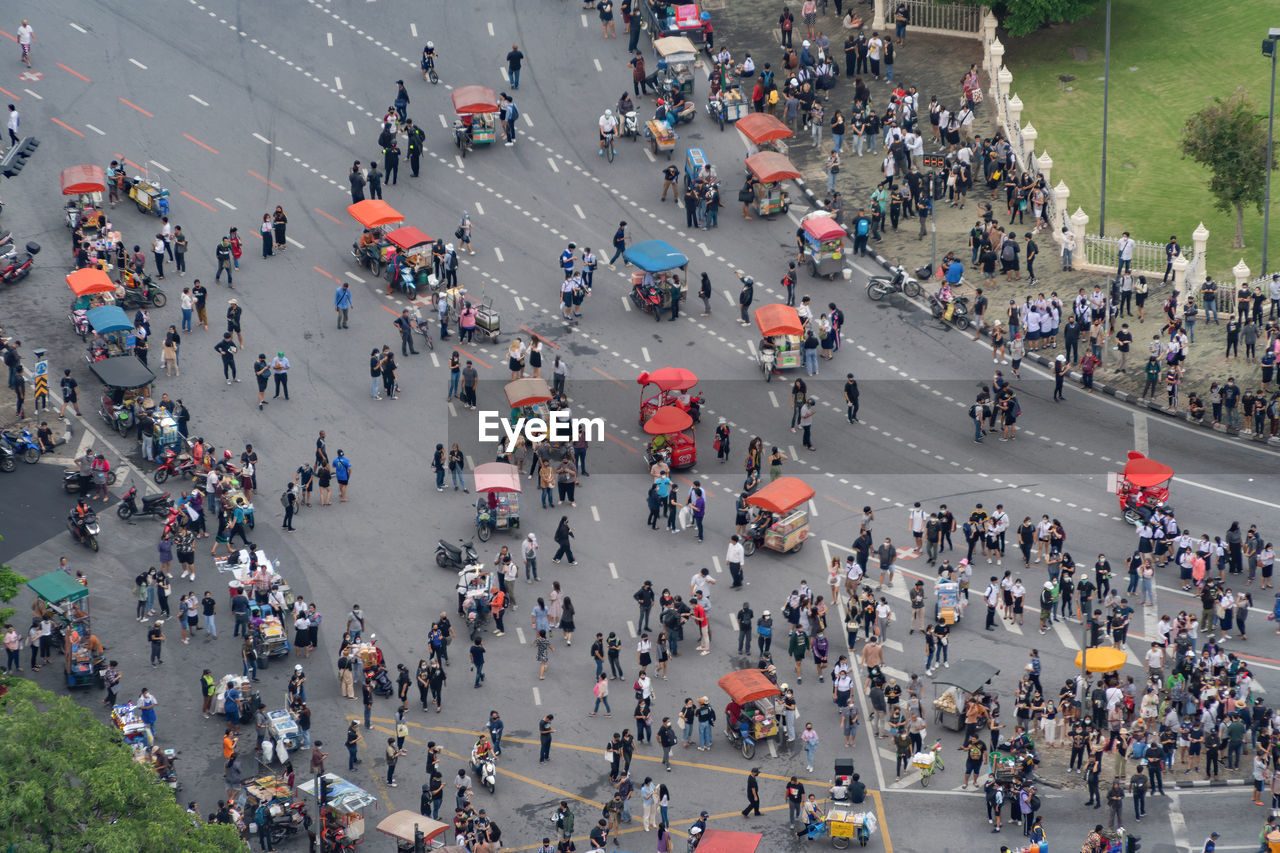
[111,702,155,750]
[742,476,813,556]
[348,199,404,277]
[68,268,120,338]
[653,37,698,98]
[473,462,521,542]
[753,304,804,381]
[800,212,847,279]
[384,225,435,295]
[28,571,98,688]
[696,830,762,853]
[376,812,450,852]
[452,85,499,156]
[643,405,696,470]
[931,659,999,733]
[684,147,710,191]
[123,169,170,217]
[1109,451,1172,525]
[61,165,108,232]
[644,118,678,159]
[83,305,134,362]
[298,773,378,847]
[736,112,794,156]
[824,809,876,848]
[264,709,301,760]
[637,367,699,424]
[504,378,552,424]
[717,669,782,758]
[91,356,156,436]
[645,2,708,43]
[625,239,689,321]
[744,151,798,218]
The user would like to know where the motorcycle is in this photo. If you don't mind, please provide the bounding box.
[267,802,307,845]
[436,538,479,570]
[1,428,41,464]
[928,292,972,330]
[68,508,101,551]
[115,275,167,309]
[470,749,497,794]
[865,264,921,301]
[706,95,726,132]
[724,718,758,759]
[0,440,15,473]
[98,398,134,435]
[322,823,357,853]
[152,447,197,484]
[0,239,39,284]
[622,110,639,141]
[63,465,117,492]
[117,486,173,521]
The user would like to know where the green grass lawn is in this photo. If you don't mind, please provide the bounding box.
[1002,0,1278,280]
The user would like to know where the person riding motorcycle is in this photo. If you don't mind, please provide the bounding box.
[471,735,494,769]
[617,93,634,118]
[599,109,619,155]
[73,497,92,519]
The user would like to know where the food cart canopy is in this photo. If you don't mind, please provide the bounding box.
[296,773,378,813]
[753,303,803,337]
[1122,453,1173,487]
[745,151,801,183]
[473,462,523,494]
[27,571,89,605]
[802,213,847,242]
[66,268,116,297]
[696,830,762,853]
[1074,646,1127,673]
[745,476,814,514]
[504,377,553,408]
[451,85,500,115]
[376,811,450,844]
[624,240,689,272]
[347,199,403,229]
[718,669,782,704]
[643,405,694,435]
[385,226,433,251]
[736,113,794,145]
[637,367,698,392]
[89,357,157,390]
[61,165,106,195]
[86,305,133,335]
[931,659,999,694]
[653,36,698,63]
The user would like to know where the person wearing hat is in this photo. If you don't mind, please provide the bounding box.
[1052,353,1067,402]
[442,242,459,289]
[1201,831,1219,852]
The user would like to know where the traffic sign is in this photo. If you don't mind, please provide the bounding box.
[33,356,48,411]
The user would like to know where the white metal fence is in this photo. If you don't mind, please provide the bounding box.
[1082,235,1193,279]
[883,1,983,37]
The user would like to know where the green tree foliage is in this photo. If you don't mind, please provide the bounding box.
[0,536,24,625]
[0,678,243,852]
[989,0,1103,37]
[1179,88,1274,248]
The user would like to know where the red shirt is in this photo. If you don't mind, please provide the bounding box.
[693,604,708,628]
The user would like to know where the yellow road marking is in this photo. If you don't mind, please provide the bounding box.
[870,789,893,853]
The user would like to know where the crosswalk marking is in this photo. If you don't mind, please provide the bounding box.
[1051,619,1082,651]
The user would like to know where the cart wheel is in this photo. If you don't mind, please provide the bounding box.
[954,315,971,331]
[369,259,382,278]
[88,535,99,552]
[741,740,756,759]
[150,291,167,307]
[742,537,757,557]
[666,150,673,160]
[857,828,869,847]
[903,279,921,298]
[808,258,818,278]
[718,111,725,132]
[833,835,849,849]
[136,200,149,215]
[476,523,491,543]
[791,538,805,553]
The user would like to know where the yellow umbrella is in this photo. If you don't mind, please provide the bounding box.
[1074,646,1127,673]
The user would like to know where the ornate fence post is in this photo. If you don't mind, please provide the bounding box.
[1037,151,1053,188]
[1171,255,1189,291]
[1006,91,1023,132]
[1191,222,1210,287]
[1233,259,1252,292]
[1054,181,1070,234]
[993,66,1012,129]
[1071,207,1090,265]
[1020,123,1037,167]
[988,38,1004,80]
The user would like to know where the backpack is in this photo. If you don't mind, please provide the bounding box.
[757,621,771,637]
[1028,794,1041,812]
[662,608,679,629]
[1001,242,1016,262]
[1091,687,1106,711]
[281,490,291,509]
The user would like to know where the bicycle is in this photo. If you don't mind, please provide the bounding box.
[422,53,439,85]
[914,740,946,787]
[604,132,616,163]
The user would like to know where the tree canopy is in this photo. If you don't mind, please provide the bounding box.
[1179,88,1274,248]
[0,677,243,852]
[0,535,25,626]
[990,0,1104,37]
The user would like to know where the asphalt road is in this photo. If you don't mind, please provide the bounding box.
[0,2,1276,852]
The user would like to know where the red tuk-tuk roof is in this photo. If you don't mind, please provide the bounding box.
[802,214,847,242]
[736,113,794,146]
[66,268,115,296]
[472,462,523,494]
[61,165,106,195]
[753,304,803,337]
[718,669,781,704]
[637,367,699,392]
[347,199,404,228]
[1122,453,1173,488]
[504,378,553,408]
[385,226,433,251]
[746,476,814,514]
[643,405,693,435]
[696,830,762,853]
[451,86,500,115]
[745,151,801,183]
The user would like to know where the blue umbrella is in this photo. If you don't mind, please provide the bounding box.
[623,240,689,273]
[86,305,133,335]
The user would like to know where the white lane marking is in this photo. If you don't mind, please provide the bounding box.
[643,147,655,162]
[500,68,509,83]
[455,155,465,169]
[532,687,542,705]
[69,22,87,33]
[609,562,619,579]
[768,391,779,408]
[334,76,343,90]
[129,58,148,70]
[149,160,171,172]
[591,506,601,522]
[593,58,603,72]
[346,272,366,284]
[326,32,334,47]
[1133,412,1148,457]
[22,88,41,100]
[513,296,524,311]
[215,197,237,210]
[516,627,526,645]
[641,346,651,362]
[253,133,272,144]
[347,120,356,135]
[189,94,209,106]
[581,14,589,26]
[621,296,631,312]
[808,499,819,518]
[474,202,484,216]
[1167,793,1190,852]
[722,289,734,304]
[523,114,534,128]
[712,556,723,574]
[573,204,586,220]
[286,237,306,249]
[430,352,440,368]
[1051,619,1082,651]
[1173,477,1280,510]
[547,158,559,173]
[84,124,105,136]
[410,23,418,37]
[438,113,448,129]
[494,247,505,263]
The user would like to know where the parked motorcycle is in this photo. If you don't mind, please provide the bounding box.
[865,265,921,301]
[152,447,197,484]
[0,239,39,284]
[267,801,307,845]
[0,440,15,473]
[68,508,101,551]
[928,292,971,330]
[0,428,40,464]
[621,110,639,141]
[435,538,479,570]
[63,465,118,492]
[117,486,173,521]
[706,95,727,131]
[115,275,167,309]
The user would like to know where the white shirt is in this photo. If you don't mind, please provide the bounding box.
[181,292,194,311]
[153,238,165,255]
[908,508,926,532]
[845,560,862,584]
[599,115,618,134]
[741,56,755,74]
[16,25,32,46]
[726,542,745,564]
[1117,237,1135,261]
[6,110,18,133]
[867,37,883,60]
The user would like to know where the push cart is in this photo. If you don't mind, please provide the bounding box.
[266,709,301,757]
[684,147,710,191]
[742,476,813,556]
[931,659,999,732]
[375,812,450,852]
[653,37,698,98]
[504,378,552,424]
[61,165,108,232]
[744,151,799,218]
[753,303,804,380]
[824,809,876,848]
[111,703,155,751]
[736,113,794,156]
[644,120,677,159]
[28,571,98,688]
[645,3,708,45]
[473,462,521,542]
[643,405,696,470]
[126,173,170,217]
[83,305,134,363]
[297,773,378,847]
[800,212,848,279]
[256,611,291,658]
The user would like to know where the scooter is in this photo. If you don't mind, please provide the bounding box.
[117,486,173,520]
[68,509,101,551]
[152,447,197,484]
[0,428,40,463]
[622,111,639,141]
[0,239,39,284]
[436,538,479,569]
[268,801,307,845]
[0,440,15,473]
[927,292,971,330]
[470,751,497,794]
[706,95,727,131]
[865,265,920,301]
[63,465,117,492]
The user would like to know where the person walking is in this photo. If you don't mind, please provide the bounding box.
[334,283,354,329]
[741,767,762,817]
[539,714,556,763]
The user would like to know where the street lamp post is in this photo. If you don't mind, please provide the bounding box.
[1099,0,1112,238]
[1262,29,1280,277]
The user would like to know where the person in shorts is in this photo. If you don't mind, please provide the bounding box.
[961,735,987,789]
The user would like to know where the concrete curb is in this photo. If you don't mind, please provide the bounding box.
[1170,778,1246,789]
[853,252,1280,453]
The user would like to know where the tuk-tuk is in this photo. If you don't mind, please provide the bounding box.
[742,476,814,556]
[91,356,156,436]
[473,462,521,542]
[718,669,782,759]
[646,3,708,45]
[753,304,804,381]
[643,405,695,470]
[84,305,135,362]
[737,112,793,156]
[625,240,689,321]
[376,811,451,853]
[800,212,848,279]
[637,367,700,425]
[1111,451,1173,525]
[654,36,697,98]
[61,165,108,233]
[684,147,711,191]
[744,152,799,218]
[452,85,500,157]
[348,199,404,277]
[384,225,435,296]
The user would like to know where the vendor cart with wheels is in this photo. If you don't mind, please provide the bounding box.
[753,303,804,381]
[383,225,435,297]
[452,85,500,157]
[800,212,848,279]
[90,356,157,436]
[68,268,120,340]
[736,112,793,156]
[653,37,698,97]
[1109,451,1172,525]
[645,3,708,45]
[718,669,782,759]
[625,240,689,321]
[644,119,677,159]
[637,367,701,425]
[473,462,521,542]
[643,405,696,470]
[376,812,451,853]
[741,476,813,556]
[824,809,876,848]
[347,199,404,278]
[125,173,171,218]
[744,151,799,218]
[27,570,99,688]
[504,378,552,424]
[82,305,135,363]
[297,773,378,849]
[683,147,710,191]
[931,659,999,732]
[265,709,300,759]
[61,165,108,233]
[111,702,155,751]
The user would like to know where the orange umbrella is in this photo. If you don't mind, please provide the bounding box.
[643,406,693,435]
[66,268,115,297]
[745,476,814,514]
[1074,647,1127,673]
